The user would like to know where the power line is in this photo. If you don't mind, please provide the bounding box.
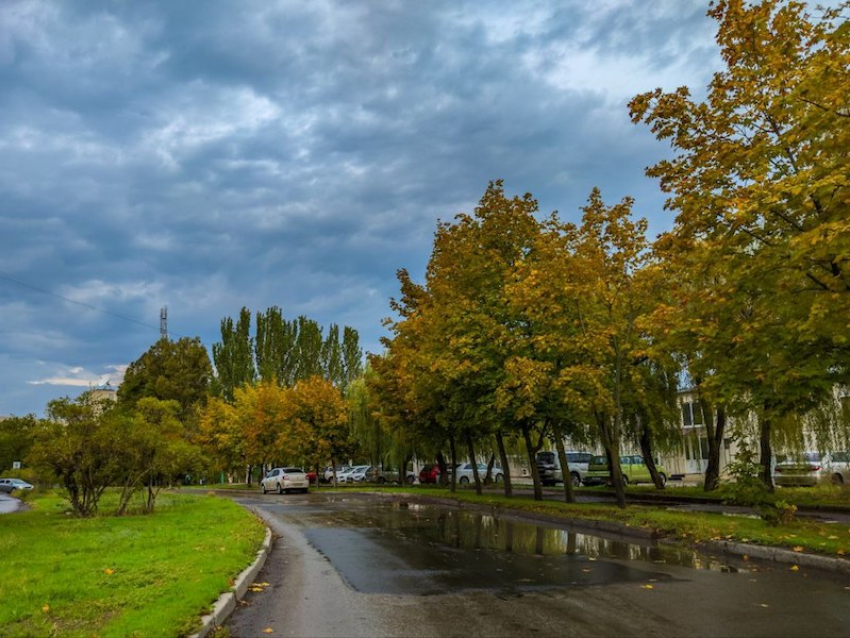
[0,272,168,335]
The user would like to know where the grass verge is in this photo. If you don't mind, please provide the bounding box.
[354,486,850,559]
[0,490,265,638]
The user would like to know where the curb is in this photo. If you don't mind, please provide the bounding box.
[706,539,850,574]
[191,525,273,638]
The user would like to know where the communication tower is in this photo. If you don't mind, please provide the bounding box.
[160,306,168,340]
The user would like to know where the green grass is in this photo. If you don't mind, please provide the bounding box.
[348,485,850,559]
[0,490,265,638]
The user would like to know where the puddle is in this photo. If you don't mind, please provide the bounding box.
[298,501,745,594]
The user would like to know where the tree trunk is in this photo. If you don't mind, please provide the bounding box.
[449,437,458,492]
[467,433,482,495]
[598,414,626,508]
[553,422,575,504]
[400,453,412,485]
[639,423,665,490]
[702,402,726,492]
[485,453,495,484]
[436,450,449,487]
[759,413,775,492]
[521,423,543,501]
[496,431,513,498]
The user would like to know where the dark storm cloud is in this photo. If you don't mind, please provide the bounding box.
[0,0,724,415]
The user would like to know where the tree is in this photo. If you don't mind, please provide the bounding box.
[29,392,123,517]
[211,307,255,401]
[278,376,350,475]
[119,336,212,425]
[0,414,38,473]
[630,0,850,486]
[255,306,298,386]
[114,398,191,515]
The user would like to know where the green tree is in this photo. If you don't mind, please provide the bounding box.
[119,336,212,425]
[29,393,123,517]
[0,414,38,473]
[211,307,255,401]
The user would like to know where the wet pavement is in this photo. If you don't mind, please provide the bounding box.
[0,493,24,514]
[227,492,850,638]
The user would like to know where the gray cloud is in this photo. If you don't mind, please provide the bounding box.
[0,0,726,415]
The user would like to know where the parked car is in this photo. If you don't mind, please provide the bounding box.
[338,465,370,484]
[453,462,504,485]
[0,478,33,493]
[260,467,309,494]
[305,469,318,484]
[363,466,400,484]
[582,455,668,487]
[774,451,850,486]
[322,465,350,483]
[418,464,441,484]
[535,451,594,487]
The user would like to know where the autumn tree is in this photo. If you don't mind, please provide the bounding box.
[630,0,850,486]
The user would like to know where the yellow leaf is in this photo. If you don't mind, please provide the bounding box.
[105,568,115,575]
[42,604,50,613]
[263,629,273,634]
[790,565,799,571]
[792,546,804,552]
[641,584,654,590]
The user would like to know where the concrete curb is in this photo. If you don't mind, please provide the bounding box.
[705,539,850,574]
[191,525,273,638]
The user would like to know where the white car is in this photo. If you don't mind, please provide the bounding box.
[338,465,370,483]
[261,467,309,494]
[322,465,350,483]
[774,451,850,486]
[453,463,504,485]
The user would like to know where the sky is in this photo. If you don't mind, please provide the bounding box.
[0,0,724,417]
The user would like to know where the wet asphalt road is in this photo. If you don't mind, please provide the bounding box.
[227,492,850,638]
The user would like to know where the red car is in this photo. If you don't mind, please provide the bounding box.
[418,464,441,484]
[305,470,318,484]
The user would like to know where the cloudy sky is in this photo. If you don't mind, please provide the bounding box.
[0,0,724,416]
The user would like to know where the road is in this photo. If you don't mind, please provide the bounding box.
[226,492,850,638]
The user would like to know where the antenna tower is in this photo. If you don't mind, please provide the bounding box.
[160,306,168,340]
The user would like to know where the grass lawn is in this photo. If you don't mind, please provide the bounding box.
[0,490,265,638]
[349,485,850,559]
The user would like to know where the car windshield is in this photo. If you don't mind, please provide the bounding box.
[590,455,607,465]
[282,467,304,473]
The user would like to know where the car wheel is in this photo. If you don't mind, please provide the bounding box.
[570,472,581,487]
[833,473,845,485]
[658,472,667,487]
[277,482,283,495]
[459,476,469,485]
[406,474,415,485]
[262,483,268,494]
[495,473,504,484]
[621,475,630,486]
[378,476,386,484]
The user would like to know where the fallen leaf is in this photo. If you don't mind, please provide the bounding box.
[759,604,769,608]
[42,604,50,613]
[792,546,804,552]
[581,568,591,573]
[828,535,838,540]
[743,555,749,561]
[790,565,799,572]
[641,584,654,590]
[263,629,273,634]
[105,568,115,575]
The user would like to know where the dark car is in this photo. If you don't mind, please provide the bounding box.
[418,464,441,484]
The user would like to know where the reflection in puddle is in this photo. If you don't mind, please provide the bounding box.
[298,500,745,594]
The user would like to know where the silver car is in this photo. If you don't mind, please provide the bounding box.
[774,452,850,486]
[0,478,33,493]
[260,467,309,494]
[453,462,504,485]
